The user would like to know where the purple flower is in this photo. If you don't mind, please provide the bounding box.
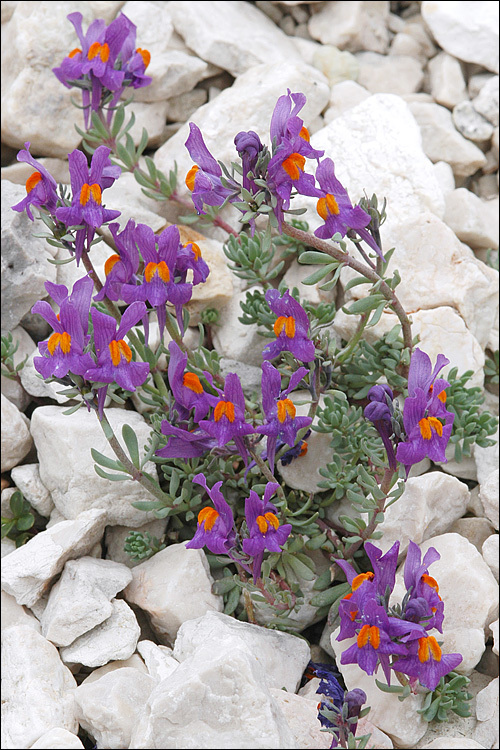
[31,276,94,380]
[396,349,454,472]
[155,421,216,459]
[185,123,238,213]
[364,384,398,472]
[392,636,462,691]
[234,130,265,194]
[175,240,210,287]
[314,158,384,260]
[167,341,217,422]
[94,220,140,302]
[185,473,236,555]
[262,289,315,363]
[242,483,292,581]
[198,372,256,465]
[255,361,311,472]
[84,302,150,394]
[11,143,58,221]
[120,223,192,336]
[403,541,445,633]
[55,146,121,265]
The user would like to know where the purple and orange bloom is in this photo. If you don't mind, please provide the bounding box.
[31,277,94,380]
[392,635,462,691]
[185,123,239,214]
[314,158,384,260]
[175,240,210,287]
[185,473,236,555]
[396,349,454,472]
[94,220,140,303]
[11,143,58,221]
[155,421,215,460]
[167,341,216,422]
[198,372,256,464]
[256,361,311,472]
[242,482,292,581]
[263,289,315,363]
[55,146,121,264]
[120,223,192,336]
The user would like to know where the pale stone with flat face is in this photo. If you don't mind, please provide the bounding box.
[1,393,32,472]
[308,1,390,53]
[30,728,84,749]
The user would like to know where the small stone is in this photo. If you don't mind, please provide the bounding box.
[10,463,53,518]
[453,101,494,143]
[420,739,487,749]
[356,51,424,95]
[432,160,455,195]
[30,728,84,748]
[491,620,499,655]
[74,667,156,749]
[104,519,168,568]
[1,625,78,749]
[136,640,180,682]
[482,534,499,582]
[390,31,427,64]
[323,80,370,124]
[311,44,360,87]
[474,427,499,486]
[40,557,133,647]
[409,101,487,177]
[80,653,148,684]
[60,598,140,668]
[441,628,486,674]
[444,189,499,250]
[270,688,331,749]
[473,677,499,748]
[126,100,169,149]
[479,468,499,530]
[1,157,70,186]
[428,52,468,109]
[421,1,499,73]
[1,589,41,637]
[473,75,499,127]
[308,1,390,54]
[124,543,223,644]
[166,89,208,122]
[212,290,268,366]
[1,393,33,472]
[448,517,496,552]
[0,324,35,412]
[1,509,107,607]
[173,610,310,693]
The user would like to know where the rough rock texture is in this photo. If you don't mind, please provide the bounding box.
[30,406,159,527]
[1,625,78,749]
[444,189,499,250]
[479,468,499,530]
[1,509,107,607]
[1,393,33,472]
[1,589,42,636]
[0,324,35,412]
[174,610,311,693]
[428,51,468,109]
[482,534,499,582]
[308,1,390,54]
[124,543,223,644]
[10,463,53,518]
[30,728,84,749]
[356,51,424,95]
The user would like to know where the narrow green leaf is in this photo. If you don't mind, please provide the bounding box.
[299,251,336,265]
[122,424,140,469]
[212,577,237,595]
[91,449,127,473]
[93,466,132,482]
[136,127,149,157]
[110,105,126,138]
[302,265,337,286]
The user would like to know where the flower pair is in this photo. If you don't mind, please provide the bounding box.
[186,475,291,581]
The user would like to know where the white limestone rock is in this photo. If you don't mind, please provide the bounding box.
[154,61,329,203]
[421,1,499,73]
[1,181,57,331]
[98,171,167,238]
[323,80,370,124]
[0,324,35,412]
[11,463,53,518]
[482,534,499,582]
[389,32,429,66]
[136,640,180,682]
[124,543,223,645]
[308,1,390,54]
[74,667,156,749]
[104,518,167,568]
[30,728,84,749]
[432,160,455,196]
[474,427,499,486]
[1,589,41,637]
[473,75,499,127]
[127,100,169,149]
[491,619,499,655]
[40,557,133,647]
[60,598,140,668]
[407,534,499,633]
[168,0,297,76]
[1,625,78,749]
[333,305,486,390]
[212,289,268,366]
[428,52,468,109]
[166,89,208,123]
[174,610,310,693]
[130,639,296,749]
[331,629,428,747]
[473,677,499,749]
[18,350,81,405]
[137,49,209,103]
[420,740,487,749]
[409,101,487,178]
[80,653,148,683]
[448,517,496,552]
[311,45,360,88]
[30,405,159,527]
[444,189,499,250]
[219,358,262,398]
[372,472,470,555]
[479,468,499,530]
[1,393,33,472]
[270,688,331,749]
[1,157,71,186]
[440,628,486,675]
[453,101,495,143]
[1,509,107,607]
[356,52,424,96]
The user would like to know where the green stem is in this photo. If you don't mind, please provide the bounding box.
[342,467,396,560]
[335,313,369,365]
[246,443,288,510]
[282,222,413,376]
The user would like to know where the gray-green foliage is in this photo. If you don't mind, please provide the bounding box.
[417,672,473,722]
[1,332,28,379]
[445,368,498,461]
[124,530,166,561]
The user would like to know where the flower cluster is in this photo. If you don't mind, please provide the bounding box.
[185,89,383,257]
[53,12,151,127]
[335,540,462,690]
[186,474,291,581]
